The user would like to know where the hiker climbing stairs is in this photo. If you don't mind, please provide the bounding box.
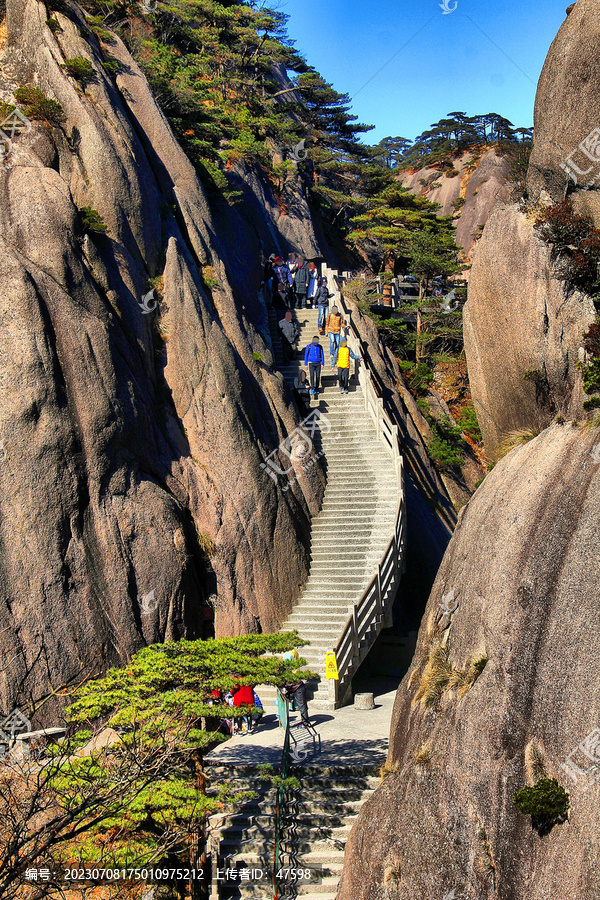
[207,760,380,899]
[269,302,404,707]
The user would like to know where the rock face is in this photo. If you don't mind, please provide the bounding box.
[400,149,512,264]
[527,0,600,203]
[0,0,325,717]
[464,203,594,455]
[464,0,600,459]
[338,424,600,900]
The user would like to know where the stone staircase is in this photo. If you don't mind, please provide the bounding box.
[207,760,380,900]
[268,306,402,707]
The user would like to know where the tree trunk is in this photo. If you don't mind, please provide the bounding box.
[416,308,422,362]
[382,254,394,307]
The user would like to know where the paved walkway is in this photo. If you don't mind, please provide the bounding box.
[205,677,399,768]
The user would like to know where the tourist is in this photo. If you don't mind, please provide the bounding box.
[279,310,300,363]
[294,369,312,414]
[332,338,362,393]
[273,257,291,306]
[283,679,311,726]
[294,256,310,309]
[303,335,325,397]
[307,262,319,306]
[316,277,333,334]
[326,306,345,362]
[232,681,255,734]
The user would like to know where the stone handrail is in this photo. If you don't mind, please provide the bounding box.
[322,268,407,705]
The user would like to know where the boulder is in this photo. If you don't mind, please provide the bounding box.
[338,423,600,900]
[464,202,594,456]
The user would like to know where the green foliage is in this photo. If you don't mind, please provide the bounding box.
[582,358,600,395]
[427,418,466,471]
[535,200,600,297]
[455,402,482,442]
[349,183,462,294]
[451,196,466,211]
[51,633,314,868]
[79,206,109,235]
[101,58,122,76]
[404,361,434,396]
[14,86,65,124]
[583,395,600,410]
[384,111,532,173]
[63,56,95,85]
[513,778,570,834]
[46,16,62,32]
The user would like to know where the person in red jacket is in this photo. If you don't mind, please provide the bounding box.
[232,682,255,734]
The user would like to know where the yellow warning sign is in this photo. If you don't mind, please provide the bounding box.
[325,651,339,681]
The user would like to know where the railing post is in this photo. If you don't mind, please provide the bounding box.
[376,566,383,620]
[352,606,359,661]
[328,673,339,705]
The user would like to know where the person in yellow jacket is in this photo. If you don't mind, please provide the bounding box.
[326,307,345,362]
[332,338,363,393]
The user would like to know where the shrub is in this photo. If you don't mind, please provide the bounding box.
[535,200,600,296]
[583,321,600,358]
[14,86,65,125]
[427,417,466,471]
[102,58,122,76]
[583,396,600,410]
[513,778,569,835]
[46,17,61,32]
[455,402,482,442]
[63,57,95,86]
[79,206,109,235]
[582,358,600,395]
[451,196,466,211]
[405,361,434,396]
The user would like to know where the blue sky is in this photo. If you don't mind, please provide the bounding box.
[279,0,569,143]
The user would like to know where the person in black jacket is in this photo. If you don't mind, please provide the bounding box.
[294,257,310,309]
[315,277,333,334]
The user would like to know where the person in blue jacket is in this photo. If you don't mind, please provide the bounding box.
[303,335,325,397]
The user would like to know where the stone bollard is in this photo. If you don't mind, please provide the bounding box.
[354,692,375,710]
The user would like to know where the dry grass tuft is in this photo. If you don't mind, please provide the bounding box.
[413,745,432,767]
[526,742,548,785]
[496,428,540,461]
[414,640,488,708]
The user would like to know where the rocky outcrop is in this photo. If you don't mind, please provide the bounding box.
[400,148,512,264]
[338,423,600,900]
[464,0,600,459]
[0,0,324,718]
[464,203,594,455]
[527,0,600,203]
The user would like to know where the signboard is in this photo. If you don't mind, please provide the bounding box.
[325,651,339,681]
